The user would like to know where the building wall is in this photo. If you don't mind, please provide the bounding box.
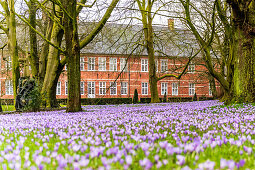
[0,53,218,99]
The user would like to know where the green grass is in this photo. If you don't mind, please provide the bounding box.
[1,105,15,111]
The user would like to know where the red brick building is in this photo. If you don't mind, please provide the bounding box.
[55,54,214,100]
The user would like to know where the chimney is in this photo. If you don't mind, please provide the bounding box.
[168,19,174,30]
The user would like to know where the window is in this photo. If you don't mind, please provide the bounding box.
[120,58,128,72]
[80,57,85,71]
[155,59,158,72]
[56,81,61,95]
[209,83,213,96]
[189,83,195,96]
[87,82,95,98]
[141,59,148,72]
[142,82,148,95]
[121,82,128,95]
[109,58,117,71]
[5,56,12,70]
[88,57,95,71]
[99,82,106,95]
[188,63,195,73]
[161,82,168,95]
[98,57,106,71]
[110,82,117,95]
[172,83,178,96]
[5,80,13,95]
[65,81,68,95]
[80,81,84,95]
[161,59,168,72]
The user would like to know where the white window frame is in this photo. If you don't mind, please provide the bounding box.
[141,59,148,72]
[189,83,195,96]
[121,82,128,95]
[5,80,13,95]
[109,58,117,71]
[188,62,195,73]
[155,59,158,72]
[161,82,168,95]
[99,82,106,95]
[5,56,12,70]
[87,82,95,98]
[142,82,148,95]
[98,57,106,71]
[88,57,95,71]
[56,81,61,95]
[80,81,84,95]
[110,82,117,95]
[161,59,168,72]
[120,58,128,72]
[65,81,68,95]
[80,57,85,71]
[209,83,213,96]
[172,83,178,96]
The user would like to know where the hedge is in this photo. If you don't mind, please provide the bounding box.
[58,98,132,105]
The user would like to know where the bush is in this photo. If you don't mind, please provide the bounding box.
[168,97,193,102]
[79,98,132,105]
[140,98,151,103]
[193,93,197,101]
[23,84,41,112]
[133,89,139,104]
[163,92,167,102]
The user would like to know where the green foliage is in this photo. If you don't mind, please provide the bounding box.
[79,98,132,105]
[140,98,151,103]
[133,89,139,104]
[23,83,42,112]
[193,93,197,101]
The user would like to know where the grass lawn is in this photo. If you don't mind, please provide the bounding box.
[0,100,254,169]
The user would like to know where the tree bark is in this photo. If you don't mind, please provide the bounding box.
[7,0,20,99]
[62,0,82,112]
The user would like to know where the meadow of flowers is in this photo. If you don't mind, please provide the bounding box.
[0,100,254,169]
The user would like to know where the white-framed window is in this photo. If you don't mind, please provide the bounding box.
[5,80,13,95]
[142,82,148,95]
[87,82,95,98]
[56,81,61,95]
[161,59,168,72]
[120,58,128,72]
[110,82,117,95]
[99,82,106,95]
[80,81,84,95]
[161,82,168,95]
[65,81,68,95]
[5,56,12,70]
[88,57,95,71]
[80,57,85,71]
[188,62,195,73]
[141,59,148,72]
[189,83,195,96]
[155,59,158,72]
[209,83,213,96]
[172,83,178,96]
[109,58,117,71]
[121,82,128,95]
[98,57,106,71]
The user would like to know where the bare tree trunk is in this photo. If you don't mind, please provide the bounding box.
[62,0,82,112]
[28,0,39,78]
[41,22,64,107]
[7,0,20,99]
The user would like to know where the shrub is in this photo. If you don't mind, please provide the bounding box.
[133,89,139,104]
[140,98,151,103]
[163,92,167,102]
[193,93,197,101]
[23,84,41,112]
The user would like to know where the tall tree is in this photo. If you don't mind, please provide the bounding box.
[0,0,20,99]
[135,0,198,103]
